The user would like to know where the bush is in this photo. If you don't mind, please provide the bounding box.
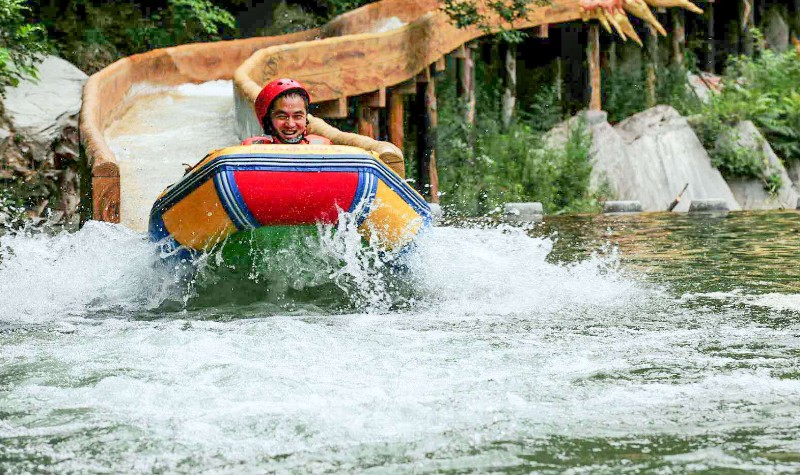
[0,0,49,94]
[603,61,701,123]
[434,61,599,217]
[259,1,321,35]
[34,0,236,74]
[689,32,800,189]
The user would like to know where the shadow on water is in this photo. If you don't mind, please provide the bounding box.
[532,210,800,295]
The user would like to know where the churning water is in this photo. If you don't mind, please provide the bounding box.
[1,82,799,473]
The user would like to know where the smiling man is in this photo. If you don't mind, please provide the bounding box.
[242,78,332,145]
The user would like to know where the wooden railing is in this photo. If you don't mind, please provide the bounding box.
[80,30,318,222]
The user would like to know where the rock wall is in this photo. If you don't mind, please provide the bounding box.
[0,56,87,224]
[548,106,741,212]
[719,121,798,210]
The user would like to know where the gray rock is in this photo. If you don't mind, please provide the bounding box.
[1,55,87,222]
[718,121,798,210]
[586,106,740,212]
[3,56,87,158]
[689,199,729,213]
[603,200,642,213]
[503,202,543,223]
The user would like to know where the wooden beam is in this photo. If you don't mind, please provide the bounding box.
[388,91,404,150]
[588,24,601,111]
[92,176,120,223]
[314,97,347,118]
[451,44,467,59]
[361,87,386,108]
[416,67,431,83]
[535,24,549,38]
[392,79,417,95]
[415,66,439,203]
[435,57,446,72]
[357,101,380,139]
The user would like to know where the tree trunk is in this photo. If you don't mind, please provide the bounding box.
[706,1,715,72]
[501,43,517,130]
[588,24,601,111]
[646,25,658,108]
[672,9,685,65]
[456,44,476,125]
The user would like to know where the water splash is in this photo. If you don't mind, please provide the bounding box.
[0,222,182,324]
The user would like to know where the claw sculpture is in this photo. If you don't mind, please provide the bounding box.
[579,0,702,44]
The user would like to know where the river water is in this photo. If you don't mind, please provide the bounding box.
[1,83,799,474]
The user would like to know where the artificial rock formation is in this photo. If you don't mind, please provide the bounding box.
[1,55,88,223]
[720,121,799,210]
[548,106,741,212]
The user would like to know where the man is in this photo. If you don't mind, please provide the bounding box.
[242,78,332,145]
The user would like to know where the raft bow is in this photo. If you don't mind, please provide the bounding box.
[149,144,431,258]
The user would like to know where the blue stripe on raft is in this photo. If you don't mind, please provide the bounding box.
[148,209,193,261]
[355,172,379,226]
[150,154,431,226]
[349,170,366,214]
[213,169,260,231]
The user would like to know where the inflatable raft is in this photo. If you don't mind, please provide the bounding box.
[148,144,431,258]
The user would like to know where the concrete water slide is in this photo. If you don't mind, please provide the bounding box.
[80,0,691,227]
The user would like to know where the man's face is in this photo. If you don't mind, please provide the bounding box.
[270,95,307,142]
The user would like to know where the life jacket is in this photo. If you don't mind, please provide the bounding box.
[241,134,332,146]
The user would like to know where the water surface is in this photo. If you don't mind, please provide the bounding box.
[1,211,798,473]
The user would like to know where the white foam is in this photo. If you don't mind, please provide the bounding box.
[0,222,181,323]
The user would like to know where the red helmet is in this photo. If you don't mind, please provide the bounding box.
[254,78,310,128]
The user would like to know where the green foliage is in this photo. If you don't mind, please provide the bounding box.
[689,33,800,189]
[34,0,236,73]
[261,1,322,35]
[322,0,374,18]
[440,0,550,44]
[603,62,701,123]
[0,0,49,94]
[435,64,599,216]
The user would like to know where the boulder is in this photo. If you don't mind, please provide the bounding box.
[719,121,799,210]
[0,55,87,223]
[547,106,740,212]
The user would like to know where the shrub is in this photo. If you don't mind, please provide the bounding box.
[434,62,599,216]
[0,0,49,94]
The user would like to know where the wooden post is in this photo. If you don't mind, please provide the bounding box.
[357,101,379,139]
[646,25,658,108]
[672,9,685,65]
[706,0,715,72]
[456,43,476,124]
[414,66,439,203]
[501,42,517,130]
[588,24,601,111]
[388,91,404,150]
